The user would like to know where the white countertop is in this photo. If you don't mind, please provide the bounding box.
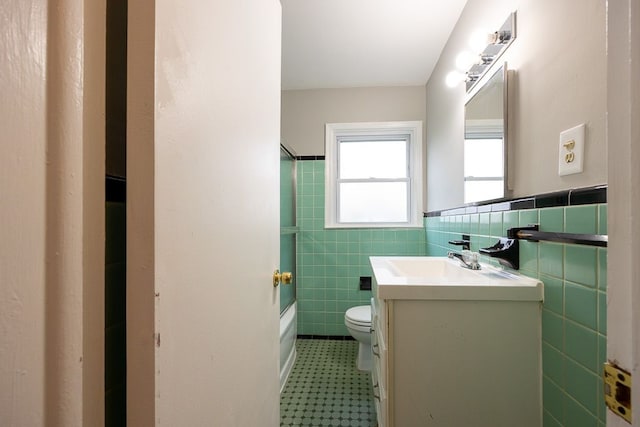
[370,256,544,301]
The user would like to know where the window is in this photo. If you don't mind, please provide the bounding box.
[325,121,423,228]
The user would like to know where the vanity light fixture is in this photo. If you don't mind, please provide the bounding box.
[445,11,517,91]
[446,70,467,88]
[455,51,477,71]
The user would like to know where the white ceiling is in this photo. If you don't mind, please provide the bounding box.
[281,0,468,90]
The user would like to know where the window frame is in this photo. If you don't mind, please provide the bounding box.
[325,121,423,229]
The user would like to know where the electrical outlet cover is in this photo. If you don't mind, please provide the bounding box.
[558,124,585,176]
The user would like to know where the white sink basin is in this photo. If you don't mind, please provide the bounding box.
[370,256,543,301]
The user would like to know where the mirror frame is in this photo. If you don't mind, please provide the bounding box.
[463,62,509,205]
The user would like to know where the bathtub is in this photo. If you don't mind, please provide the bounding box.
[280,301,297,393]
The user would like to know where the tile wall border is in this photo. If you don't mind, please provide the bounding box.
[425,185,607,217]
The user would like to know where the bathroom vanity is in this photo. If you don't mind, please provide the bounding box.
[370,256,543,427]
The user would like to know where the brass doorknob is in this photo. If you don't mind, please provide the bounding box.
[273,270,293,287]
[281,272,293,284]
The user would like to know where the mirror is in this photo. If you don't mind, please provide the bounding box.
[464,63,508,204]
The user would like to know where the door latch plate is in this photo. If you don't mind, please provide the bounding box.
[604,362,632,423]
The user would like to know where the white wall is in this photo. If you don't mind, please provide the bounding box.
[426,0,606,211]
[0,2,48,423]
[282,86,426,155]
[0,0,105,425]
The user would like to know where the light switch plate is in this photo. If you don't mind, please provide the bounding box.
[558,124,585,176]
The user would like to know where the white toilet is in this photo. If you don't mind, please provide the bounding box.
[344,305,372,371]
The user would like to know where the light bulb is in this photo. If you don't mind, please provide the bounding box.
[455,51,477,71]
[445,71,465,88]
[468,29,490,53]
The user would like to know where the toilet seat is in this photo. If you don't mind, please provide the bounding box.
[345,305,371,327]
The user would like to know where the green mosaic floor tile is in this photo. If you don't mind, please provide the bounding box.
[280,339,376,426]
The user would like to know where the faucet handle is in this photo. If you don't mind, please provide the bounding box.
[448,234,471,251]
[480,238,519,270]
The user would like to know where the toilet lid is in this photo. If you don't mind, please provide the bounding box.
[345,305,371,326]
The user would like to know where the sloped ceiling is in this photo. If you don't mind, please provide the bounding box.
[281,0,468,90]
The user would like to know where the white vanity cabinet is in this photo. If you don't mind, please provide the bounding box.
[370,297,388,425]
[370,256,543,427]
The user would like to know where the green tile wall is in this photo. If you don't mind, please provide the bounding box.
[296,160,426,336]
[296,158,607,426]
[425,204,607,427]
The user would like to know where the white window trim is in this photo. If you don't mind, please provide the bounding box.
[325,121,423,229]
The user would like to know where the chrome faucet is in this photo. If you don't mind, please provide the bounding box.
[448,251,481,270]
